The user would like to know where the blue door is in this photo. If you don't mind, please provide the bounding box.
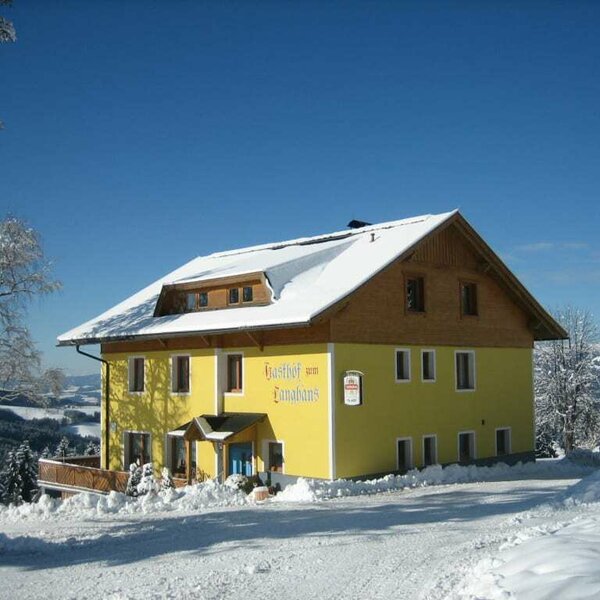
[228,443,253,476]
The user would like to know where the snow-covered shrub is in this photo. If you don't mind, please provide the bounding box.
[160,467,174,490]
[225,474,263,495]
[125,462,142,497]
[137,463,159,496]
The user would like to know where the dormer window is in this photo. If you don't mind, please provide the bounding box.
[154,272,271,317]
[185,293,196,312]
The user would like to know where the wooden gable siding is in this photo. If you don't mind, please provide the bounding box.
[411,224,479,269]
[329,223,533,348]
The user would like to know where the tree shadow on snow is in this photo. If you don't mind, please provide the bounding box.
[0,479,571,572]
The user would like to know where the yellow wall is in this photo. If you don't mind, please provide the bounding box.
[102,344,331,479]
[102,341,533,481]
[333,344,534,478]
[222,344,330,479]
[102,348,216,475]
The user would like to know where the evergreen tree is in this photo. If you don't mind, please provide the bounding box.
[0,449,22,504]
[84,440,100,456]
[17,440,37,502]
[55,436,70,459]
[40,446,51,459]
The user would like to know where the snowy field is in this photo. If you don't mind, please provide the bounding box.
[1,459,600,599]
[0,405,101,439]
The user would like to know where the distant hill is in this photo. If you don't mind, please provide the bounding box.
[0,373,101,409]
[64,374,101,389]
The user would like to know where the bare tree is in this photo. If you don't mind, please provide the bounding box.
[535,306,600,453]
[0,217,63,403]
[0,0,16,44]
[0,0,16,130]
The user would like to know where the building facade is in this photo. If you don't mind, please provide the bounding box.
[59,211,565,485]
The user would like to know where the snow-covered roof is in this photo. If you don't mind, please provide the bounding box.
[56,210,458,345]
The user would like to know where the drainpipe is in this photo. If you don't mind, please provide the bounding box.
[76,345,110,469]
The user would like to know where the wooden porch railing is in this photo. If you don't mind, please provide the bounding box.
[38,458,190,495]
[39,458,130,494]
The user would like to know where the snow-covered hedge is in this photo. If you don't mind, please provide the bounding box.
[274,458,595,503]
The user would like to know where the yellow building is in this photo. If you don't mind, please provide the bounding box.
[58,211,565,486]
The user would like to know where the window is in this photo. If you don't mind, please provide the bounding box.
[396,438,413,472]
[406,276,425,312]
[458,432,475,462]
[124,431,150,467]
[268,442,284,472]
[227,354,243,392]
[423,435,437,466]
[228,288,239,304]
[166,436,196,478]
[395,349,411,382]
[128,357,145,393]
[168,435,187,477]
[242,285,253,302]
[199,292,208,307]
[185,292,196,312]
[421,350,436,382]
[455,351,475,390]
[460,282,478,316]
[172,355,190,394]
[496,428,511,456]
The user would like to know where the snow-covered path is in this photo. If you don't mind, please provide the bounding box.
[0,473,591,599]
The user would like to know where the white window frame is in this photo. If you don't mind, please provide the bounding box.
[128,356,146,394]
[396,436,413,471]
[123,430,152,469]
[495,427,512,456]
[455,350,476,392]
[224,351,245,396]
[170,353,191,396]
[422,434,438,466]
[394,348,411,383]
[263,438,285,474]
[421,349,436,383]
[457,430,476,462]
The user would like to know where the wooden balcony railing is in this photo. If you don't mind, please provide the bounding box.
[38,458,190,495]
[39,458,129,494]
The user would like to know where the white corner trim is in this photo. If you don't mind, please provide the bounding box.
[214,348,220,415]
[327,342,336,480]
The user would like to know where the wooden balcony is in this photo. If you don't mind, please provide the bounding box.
[38,458,187,498]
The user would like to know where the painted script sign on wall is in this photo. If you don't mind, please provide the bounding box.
[264,361,320,404]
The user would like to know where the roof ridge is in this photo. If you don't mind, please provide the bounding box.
[204,212,440,260]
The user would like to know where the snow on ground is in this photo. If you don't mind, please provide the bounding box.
[1,459,599,599]
[450,468,600,600]
[0,405,100,420]
[62,423,101,438]
[0,405,101,439]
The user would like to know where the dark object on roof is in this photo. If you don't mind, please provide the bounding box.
[347,219,372,229]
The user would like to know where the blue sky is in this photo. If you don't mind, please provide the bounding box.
[1,1,599,375]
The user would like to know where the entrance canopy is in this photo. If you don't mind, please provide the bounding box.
[172,413,267,443]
